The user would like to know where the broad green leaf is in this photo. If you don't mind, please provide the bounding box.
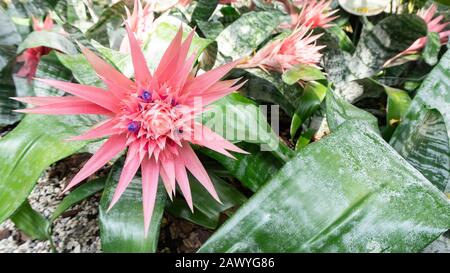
[323,15,427,84]
[0,64,23,126]
[10,200,50,241]
[324,25,355,54]
[295,128,316,151]
[0,115,90,224]
[382,86,412,140]
[215,11,287,61]
[201,92,294,163]
[17,30,77,54]
[56,52,105,87]
[33,52,73,96]
[326,89,379,133]
[199,121,450,253]
[240,68,303,117]
[99,160,166,253]
[423,32,441,66]
[166,198,217,229]
[392,109,449,192]
[168,172,247,229]
[390,49,450,192]
[290,82,327,138]
[201,143,283,192]
[282,65,326,85]
[50,177,106,222]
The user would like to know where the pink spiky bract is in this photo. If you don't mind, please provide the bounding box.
[241,24,325,73]
[16,14,54,81]
[179,0,236,6]
[16,25,246,236]
[280,0,338,30]
[385,4,450,66]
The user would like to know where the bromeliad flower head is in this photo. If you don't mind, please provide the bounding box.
[16,14,54,81]
[280,0,338,30]
[120,0,155,53]
[179,0,236,6]
[14,25,247,235]
[385,4,450,66]
[241,24,325,73]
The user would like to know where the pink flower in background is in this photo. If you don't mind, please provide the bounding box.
[120,0,155,53]
[179,0,236,6]
[16,15,54,81]
[14,26,246,234]
[241,24,324,73]
[385,4,450,66]
[280,0,338,29]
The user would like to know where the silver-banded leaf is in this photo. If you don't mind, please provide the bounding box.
[323,14,428,84]
[199,121,450,253]
[326,89,379,133]
[390,49,450,192]
[423,32,441,66]
[216,11,287,60]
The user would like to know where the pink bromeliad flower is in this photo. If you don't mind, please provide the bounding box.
[385,4,450,66]
[179,0,236,6]
[14,26,246,234]
[280,0,338,30]
[241,24,324,73]
[16,15,54,81]
[120,0,156,53]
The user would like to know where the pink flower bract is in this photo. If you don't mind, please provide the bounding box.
[179,0,236,6]
[15,26,247,235]
[280,0,338,30]
[385,4,450,66]
[16,14,54,81]
[120,0,155,53]
[241,24,325,73]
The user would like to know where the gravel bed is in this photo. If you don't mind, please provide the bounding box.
[0,154,101,253]
[0,154,211,253]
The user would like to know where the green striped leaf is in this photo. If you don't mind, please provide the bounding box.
[390,50,450,192]
[199,121,450,253]
[326,89,379,133]
[99,160,166,253]
[323,14,428,85]
[216,11,287,61]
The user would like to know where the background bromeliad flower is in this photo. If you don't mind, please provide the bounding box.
[385,4,450,66]
[14,25,246,235]
[179,0,236,6]
[241,24,325,73]
[120,0,156,53]
[280,0,338,30]
[16,15,54,81]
